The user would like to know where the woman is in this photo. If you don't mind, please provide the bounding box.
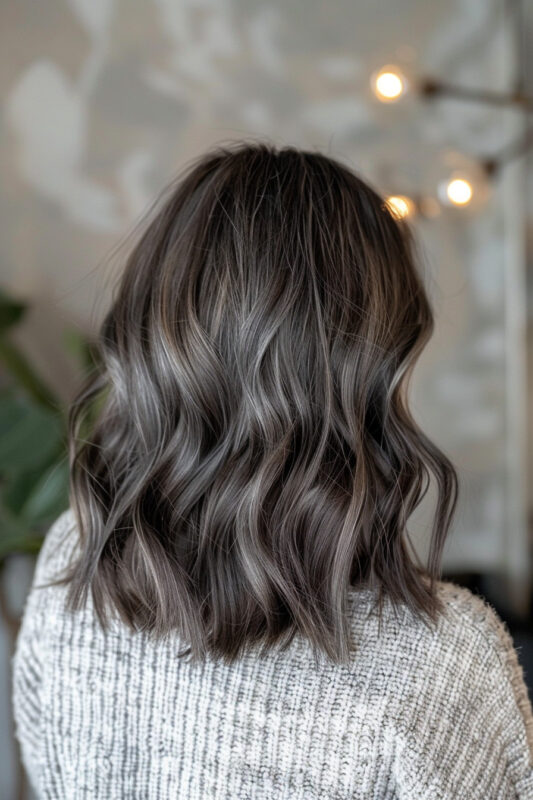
[12,142,533,798]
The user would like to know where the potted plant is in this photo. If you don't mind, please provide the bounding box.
[0,289,95,800]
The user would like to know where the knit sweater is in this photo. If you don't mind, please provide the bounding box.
[12,509,533,799]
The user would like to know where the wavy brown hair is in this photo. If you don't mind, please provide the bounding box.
[53,141,458,664]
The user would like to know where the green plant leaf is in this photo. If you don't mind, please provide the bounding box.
[21,458,69,526]
[0,296,96,561]
[0,339,59,411]
[2,459,57,515]
[63,329,99,372]
[0,392,65,473]
[0,505,44,559]
[0,290,26,332]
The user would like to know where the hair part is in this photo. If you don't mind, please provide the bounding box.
[50,140,458,664]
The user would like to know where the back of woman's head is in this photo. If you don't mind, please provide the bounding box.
[61,141,458,663]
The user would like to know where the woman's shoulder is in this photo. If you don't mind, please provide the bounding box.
[345,579,533,795]
[355,577,525,666]
[425,578,517,664]
[349,578,532,729]
[434,578,518,643]
[436,579,532,733]
[392,578,529,686]
[432,579,531,703]
[393,579,532,757]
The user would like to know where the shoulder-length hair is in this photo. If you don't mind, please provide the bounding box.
[54,141,458,663]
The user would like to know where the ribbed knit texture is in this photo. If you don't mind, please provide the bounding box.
[12,508,533,799]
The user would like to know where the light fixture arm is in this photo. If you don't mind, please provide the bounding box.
[482,127,533,176]
[420,77,533,112]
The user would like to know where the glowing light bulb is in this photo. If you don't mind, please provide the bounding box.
[372,66,407,102]
[385,195,415,219]
[446,178,473,206]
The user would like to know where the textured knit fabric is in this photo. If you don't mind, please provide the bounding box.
[11,509,533,800]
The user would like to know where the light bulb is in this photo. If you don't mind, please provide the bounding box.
[371,65,408,102]
[385,195,415,219]
[432,156,491,213]
[445,178,473,206]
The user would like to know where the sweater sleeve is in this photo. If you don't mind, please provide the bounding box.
[436,586,533,800]
[11,508,77,795]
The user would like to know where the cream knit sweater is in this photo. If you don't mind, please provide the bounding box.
[12,509,533,799]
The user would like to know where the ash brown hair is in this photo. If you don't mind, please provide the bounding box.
[54,141,458,663]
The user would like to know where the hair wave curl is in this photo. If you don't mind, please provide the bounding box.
[54,141,458,663]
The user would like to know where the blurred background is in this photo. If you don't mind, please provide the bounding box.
[1,0,532,797]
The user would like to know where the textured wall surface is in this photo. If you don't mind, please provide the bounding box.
[0,1,530,796]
